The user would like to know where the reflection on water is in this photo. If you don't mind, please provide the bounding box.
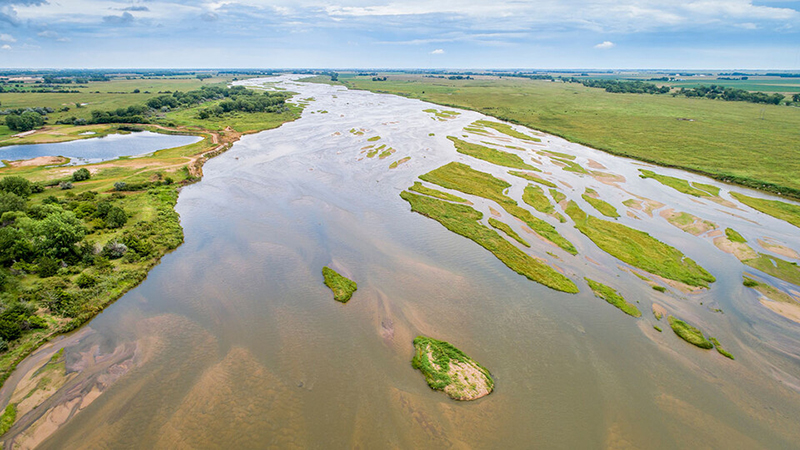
[0,131,201,166]
[1,75,799,449]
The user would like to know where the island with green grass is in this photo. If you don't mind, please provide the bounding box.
[322,266,358,303]
[411,336,494,401]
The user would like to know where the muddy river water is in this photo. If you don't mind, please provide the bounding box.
[1,75,799,449]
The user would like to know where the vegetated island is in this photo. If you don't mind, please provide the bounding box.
[411,336,494,401]
[322,266,357,303]
[668,316,713,349]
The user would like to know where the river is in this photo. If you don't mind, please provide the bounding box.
[1,74,799,449]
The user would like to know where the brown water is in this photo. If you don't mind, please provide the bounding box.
[2,75,800,449]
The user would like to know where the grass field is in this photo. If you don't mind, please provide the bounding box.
[339,75,800,197]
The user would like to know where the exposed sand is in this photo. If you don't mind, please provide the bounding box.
[652,303,668,320]
[713,237,758,261]
[587,159,607,170]
[660,209,717,236]
[4,156,68,167]
[760,299,800,324]
[758,239,800,260]
[489,207,502,217]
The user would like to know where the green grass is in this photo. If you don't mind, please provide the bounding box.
[582,188,620,218]
[541,150,576,160]
[585,278,641,317]
[411,336,493,401]
[550,189,566,203]
[654,325,662,332]
[389,156,411,169]
[0,403,16,436]
[164,102,302,133]
[668,316,713,349]
[639,170,717,198]
[339,75,800,198]
[509,170,555,185]
[322,266,357,303]
[448,136,536,170]
[725,228,747,243]
[401,191,578,293]
[473,120,541,142]
[710,337,735,360]
[564,201,716,287]
[552,158,589,174]
[652,285,667,293]
[488,218,530,247]
[420,162,577,254]
[523,185,565,222]
[408,181,467,203]
[742,253,800,286]
[731,192,800,229]
[742,275,799,303]
[367,136,381,142]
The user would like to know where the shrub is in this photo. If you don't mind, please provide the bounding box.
[113,182,127,191]
[102,240,127,259]
[0,338,7,352]
[0,318,21,341]
[104,206,127,228]
[75,272,97,288]
[0,176,33,198]
[26,316,48,329]
[72,168,91,182]
[59,181,73,190]
[0,191,25,216]
[37,257,60,278]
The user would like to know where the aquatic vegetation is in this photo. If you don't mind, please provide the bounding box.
[564,201,716,287]
[424,109,459,120]
[447,136,536,170]
[582,188,619,218]
[742,254,800,286]
[654,325,662,332]
[710,337,735,360]
[552,157,589,174]
[652,285,667,293]
[509,171,555,186]
[585,278,641,317]
[549,189,566,203]
[401,191,578,292]
[743,275,800,304]
[473,120,541,142]
[420,162,577,254]
[489,218,530,247]
[639,170,718,198]
[541,150,576,160]
[668,316,713,349]
[389,156,411,169]
[322,266,357,303]
[725,228,747,243]
[408,181,467,203]
[523,185,565,222]
[378,148,395,159]
[731,192,800,229]
[367,136,381,142]
[411,336,494,401]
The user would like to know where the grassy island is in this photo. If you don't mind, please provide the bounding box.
[585,278,641,317]
[668,316,713,349]
[411,336,494,401]
[322,266,357,303]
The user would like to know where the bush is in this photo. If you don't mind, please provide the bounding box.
[75,272,97,288]
[0,338,7,352]
[72,168,91,182]
[0,176,33,198]
[59,181,73,190]
[26,316,48,329]
[113,182,127,191]
[4,111,45,132]
[104,206,127,228]
[102,241,127,259]
[0,318,21,341]
[0,191,25,216]
[37,257,60,278]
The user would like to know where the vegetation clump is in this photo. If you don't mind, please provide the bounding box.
[668,316,713,349]
[447,136,536,170]
[585,278,641,317]
[639,170,718,198]
[0,403,16,436]
[724,228,747,243]
[523,185,565,222]
[509,171,558,187]
[401,191,578,293]
[564,201,715,287]
[420,163,576,254]
[322,266,357,303]
[408,182,466,203]
[582,188,619,218]
[473,120,541,142]
[742,253,800,286]
[411,336,493,401]
[488,218,530,247]
[710,337,735,360]
[731,192,800,229]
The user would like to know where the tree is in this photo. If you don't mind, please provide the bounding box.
[0,191,25,216]
[72,168,91,182]
[104,206,127,228]
[4,111,45,132]
[0,176,33,198]
[794,93,800,102]
[32,211,86,260]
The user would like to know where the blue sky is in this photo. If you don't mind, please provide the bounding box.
[0,0,799,69]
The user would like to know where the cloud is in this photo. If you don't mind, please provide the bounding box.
[430,48,445,54]
[37,29,69,41]
[200,12,218,21]
[120,6,148,12]
[0,33,15,42]
[1,44,10,50]
[594,40,615,49]
[102,11,134,24]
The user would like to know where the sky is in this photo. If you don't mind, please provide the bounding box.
[0,0,799,69]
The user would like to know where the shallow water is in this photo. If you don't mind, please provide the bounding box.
[0,131,201,166]
[2,75,800,449]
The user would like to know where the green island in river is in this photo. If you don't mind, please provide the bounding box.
[411,336,494,401]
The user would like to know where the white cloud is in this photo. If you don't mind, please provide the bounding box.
[430,48,444,54]
[594,40,615,49]
[1,44,11,50]
[0,34,15,43]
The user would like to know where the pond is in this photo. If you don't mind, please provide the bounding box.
[0,131,202,167]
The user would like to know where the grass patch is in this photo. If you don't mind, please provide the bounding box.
[742,254,800,286]
[322,266,357,303]
[509,170,555,185]
[473,120,541,142]
[420,162,577,254]
[448,136,535,170]
[652,285,667,293]
[411,336,493,401]
[582,188,619,218]
[541,150,576,160]
[401,191,578,293]
[523,185,565,222]
[367,136,381,142]
[654,325,662,332]
[489,218,530,247]
[585,278,641,317]
[564,201,715,287]
[0,403,16,436]
[639,170,717,198]
[389,156,411,169]
[731,192,800,229]
[668,316,713,349]
[408,182,466,203]
[552,157,589,174]
[378,148,395,159]
[725,227,747,243]
[550,189,566,203]
[710,337,735,360]
[743,275,798,304]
